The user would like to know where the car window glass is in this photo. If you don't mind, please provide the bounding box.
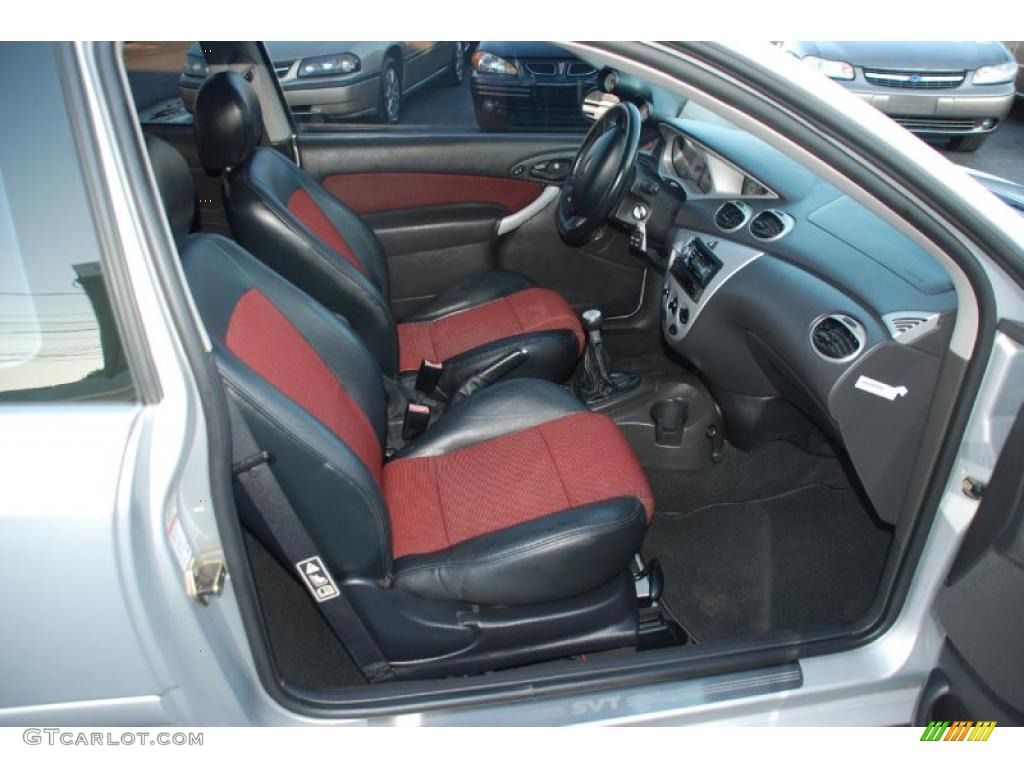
[125,41,196,124]
[126,41,686,135]
[272,41,598,133]
[0,42,136,402]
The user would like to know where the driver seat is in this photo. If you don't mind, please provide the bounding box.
[193,71,584,396]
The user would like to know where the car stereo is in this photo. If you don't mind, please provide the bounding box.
[670,237,723,302]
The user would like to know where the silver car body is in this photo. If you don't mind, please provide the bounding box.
[0,40,1022,726]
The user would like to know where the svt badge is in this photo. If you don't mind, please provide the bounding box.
[296,556,340,602]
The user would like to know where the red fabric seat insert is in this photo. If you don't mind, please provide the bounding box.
[287,187,366,275]
[384,411,653,559]
[396,287,584,373]
[226,288,382,483]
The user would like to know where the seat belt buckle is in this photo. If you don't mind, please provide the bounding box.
[401,403,431,441]
[414,359,444,394]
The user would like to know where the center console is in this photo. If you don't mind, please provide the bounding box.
[661,229,762,344]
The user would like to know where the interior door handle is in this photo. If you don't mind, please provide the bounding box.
[530,159,571,182]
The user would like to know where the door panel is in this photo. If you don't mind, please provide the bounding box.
[298,132,648,316]
[364,204,504,317]
[916,370,1024,726]
[299,133,581,176]
[321,172,543,215]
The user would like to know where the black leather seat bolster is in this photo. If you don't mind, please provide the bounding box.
[181,232,390,435]
[144,135,195,245]
[392,497,647,605]
[226,376,393,580]
[402,270,537,323]
[392,378,586,459]
[227,149,401,376]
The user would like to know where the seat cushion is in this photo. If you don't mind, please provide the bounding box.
[384,379,653,605]
[397,286,584,372]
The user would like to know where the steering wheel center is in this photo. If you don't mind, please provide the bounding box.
[557,102,641,246]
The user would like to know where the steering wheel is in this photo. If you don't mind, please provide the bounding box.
[556,101,642,246]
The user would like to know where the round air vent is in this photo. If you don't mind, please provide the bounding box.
[749,209,794,242]
[715,200,751,232]
[810,314,865,362]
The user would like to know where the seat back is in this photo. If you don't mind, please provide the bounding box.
[194,71,400,377]
[146,134,394,580]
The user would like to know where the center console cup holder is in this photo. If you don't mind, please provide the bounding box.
[650,398,688,447]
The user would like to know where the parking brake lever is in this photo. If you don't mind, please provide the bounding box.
[450,348,529,406]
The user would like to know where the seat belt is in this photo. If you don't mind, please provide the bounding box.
[225,398,395,683]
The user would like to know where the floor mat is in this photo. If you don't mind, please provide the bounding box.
[646,439,854,519]
[245,531,366,690]
[644,484,892,643]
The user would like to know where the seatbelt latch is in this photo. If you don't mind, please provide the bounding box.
[401,403,431,441]
[415,359,444,394]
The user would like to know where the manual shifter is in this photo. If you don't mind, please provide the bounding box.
[574,309,641,404]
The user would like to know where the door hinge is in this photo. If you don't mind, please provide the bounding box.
[187,556,227,605]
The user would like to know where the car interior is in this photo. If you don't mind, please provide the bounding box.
[130,41,960,697]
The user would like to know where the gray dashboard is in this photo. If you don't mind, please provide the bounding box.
[661,118,955,313]
[640,118,958,524]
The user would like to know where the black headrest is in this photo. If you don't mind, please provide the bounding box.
[144,135,195,245]
[194,71,263,173]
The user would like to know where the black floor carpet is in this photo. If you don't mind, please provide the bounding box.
[244,531,366,690]
[646,438,854,519]
[644,470,893,642]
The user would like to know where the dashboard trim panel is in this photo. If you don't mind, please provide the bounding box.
[662,228,763,343]
[657,125,779,201]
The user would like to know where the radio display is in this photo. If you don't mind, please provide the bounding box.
[670,238,722,301]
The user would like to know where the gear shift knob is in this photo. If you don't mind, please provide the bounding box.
[581,308,603,333]
[574,306,640,403]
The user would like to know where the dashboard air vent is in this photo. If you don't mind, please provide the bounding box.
[749,209,793,241]
[810,314,865,362]
[715,201,750,232]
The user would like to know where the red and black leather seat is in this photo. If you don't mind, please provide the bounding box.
[192,71,584,397]
[148,136,654,676]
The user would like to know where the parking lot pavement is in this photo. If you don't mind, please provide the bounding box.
[401,79,475,127]
[939,99,1024,185]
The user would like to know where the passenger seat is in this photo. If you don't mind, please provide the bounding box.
[145,135,655,679]
[191,71,584,398]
